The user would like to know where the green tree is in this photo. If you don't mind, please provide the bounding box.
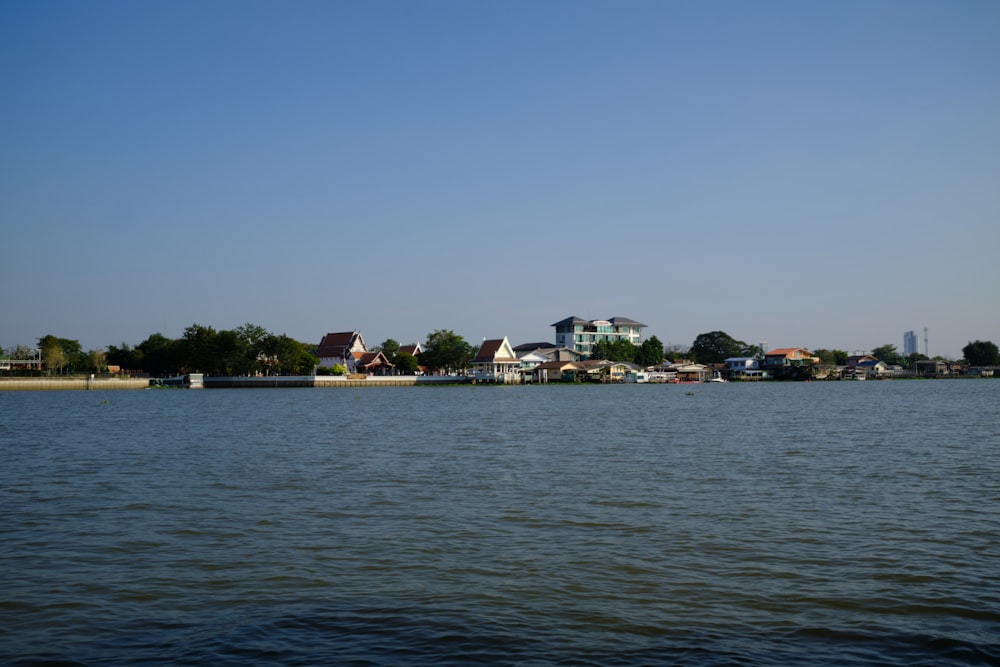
[179,323,218,373]
[962,340,1000,366]
[422,329,474,374]
[590,338,636,362]
[813,349,848,365]
[393,351,420,374]
[690,331,754,364]
[871,344,902,366]
[137,333,180,377]
[635,335,665,367]
[262,334,319,375]
[379,338,401,363]
[38,335,84,374]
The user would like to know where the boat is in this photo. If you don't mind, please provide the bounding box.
[708,371,728,383]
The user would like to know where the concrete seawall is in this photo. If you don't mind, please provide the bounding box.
[0,375,472,391]
[208,376,471,388]
[0,378,151,391]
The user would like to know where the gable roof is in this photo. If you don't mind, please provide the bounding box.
[398,343,422,356]
[317,331,365,359]
[357,351,393,368]
[473,337,519,363]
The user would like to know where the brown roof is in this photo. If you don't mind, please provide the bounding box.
[473,338,519,363]
[317,331,364,359]
[357,351,393,368]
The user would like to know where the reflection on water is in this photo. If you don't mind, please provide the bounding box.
[2,381,998,665]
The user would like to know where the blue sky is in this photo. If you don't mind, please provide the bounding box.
[2,0,998,359]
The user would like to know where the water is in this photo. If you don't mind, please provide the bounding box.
[2,381,998,665]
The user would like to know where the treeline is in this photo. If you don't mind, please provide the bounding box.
[590,336,666,367]
[106,323,318,377]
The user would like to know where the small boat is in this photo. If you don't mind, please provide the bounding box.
[708,371,728,383]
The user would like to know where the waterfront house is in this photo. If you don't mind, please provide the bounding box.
[845,355,877,369]
[531,360,583,383]
[471,337,521,384]
[916,360,949,377]
[724,357,762,379]
[551,316,646,357]
[764,348,818,367]
[857,359,891,378]
[317,331,367,372]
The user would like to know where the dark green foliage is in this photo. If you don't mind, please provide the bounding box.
[421,329,474,374]
[690,331,755,364]
[962,340,1000,366]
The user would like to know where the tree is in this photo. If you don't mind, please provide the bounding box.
[690,331,755,364]
[590,338,636,362]
[636,336,665,368]
[88,349,107,373]
[393,351,420,375]
[813,349,848,365]
[136,333,180,377]
[421,329,474,374]
[179,323,218,373]
[262,334,319,375]
[871,344,902,366]
[378,339,401,363]
[38,335,84,374]
[962,340,1000,366]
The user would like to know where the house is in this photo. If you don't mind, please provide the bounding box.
[763,348,819,367]
[551,316,646,357]
[531,360,584,383]
[672,363,711,382]
[317,331,367,371]
[845,355,877,368]
[356,351,394,375]
[857,359,891,378]
[916,359,949,376]
[515,344,583,370]
[724,357,762,379]
[577,359,636,382]
[471,337,522,384]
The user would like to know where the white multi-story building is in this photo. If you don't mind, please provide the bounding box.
[551,316,647,358]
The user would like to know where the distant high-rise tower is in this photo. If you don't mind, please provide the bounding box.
[903,331,917,356]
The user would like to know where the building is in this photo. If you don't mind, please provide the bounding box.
[316,331,367,371]
[903,330,917,356]
[551,316,646,358]
[471,337,522,384]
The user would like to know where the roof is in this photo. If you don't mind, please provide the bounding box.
[357,351,393,367]
[550,315,647,327]
[317,331,365,358]
[398,344,422,356]
[513,342,556,352]
[473,338,519,363]
[608,317,647,327]
[764,347,811,356]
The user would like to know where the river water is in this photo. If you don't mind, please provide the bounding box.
[1,381,998,665]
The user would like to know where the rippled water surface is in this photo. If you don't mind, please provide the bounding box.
[2,381,998,665]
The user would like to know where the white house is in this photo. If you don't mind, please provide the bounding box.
[471,337,522,384]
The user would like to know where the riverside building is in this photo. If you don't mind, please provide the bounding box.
[551,316,647,357]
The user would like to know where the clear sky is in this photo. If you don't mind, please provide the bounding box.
[2,0,998,359]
